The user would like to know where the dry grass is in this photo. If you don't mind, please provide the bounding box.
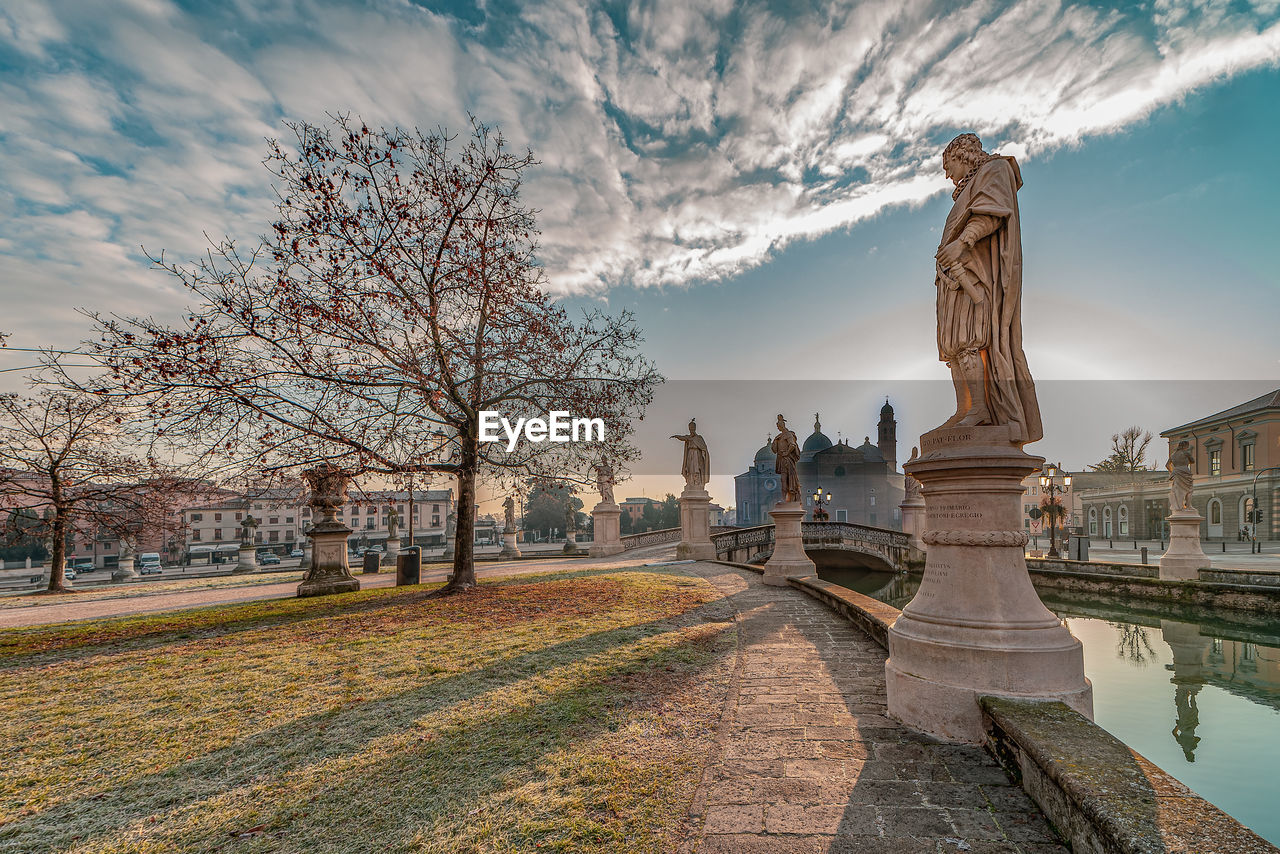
[0,568,735,853]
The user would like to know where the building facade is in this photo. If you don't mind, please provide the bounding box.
[1078,389,1280,542]
[735,401,904,530]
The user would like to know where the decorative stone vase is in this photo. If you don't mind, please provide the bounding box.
[763,502,814,586]
[886,425,1092,743]
[296,464,360,598]
[589,502,622,557]
[676,486,716,561]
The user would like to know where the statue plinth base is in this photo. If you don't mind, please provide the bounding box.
[383,538,401,566]
[500,526,522,558]
[441,540,455,560]
[112,556,138,582]
[233,546,258,574]
[886,425,1092,742]
[676,486,716,561]
[589,503,623,557]
[899,495,927,561]
[1160,510,1207,581]
[763,502,814,586]
[297,521,360,598]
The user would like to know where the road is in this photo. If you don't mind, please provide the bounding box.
[0,545,679,630]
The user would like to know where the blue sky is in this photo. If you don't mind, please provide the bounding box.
[2,0,1279,507]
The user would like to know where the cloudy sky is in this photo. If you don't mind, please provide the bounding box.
[2,0,1279,507]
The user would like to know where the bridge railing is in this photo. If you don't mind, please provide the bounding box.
[710,521,910,567]
[619,527,681,550]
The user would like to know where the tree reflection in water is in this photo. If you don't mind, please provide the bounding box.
[1112,621,1158,665]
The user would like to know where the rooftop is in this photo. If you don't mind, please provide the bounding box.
[1164,388,1280,435]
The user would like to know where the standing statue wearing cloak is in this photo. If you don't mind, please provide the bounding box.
[771,414,802,503]
[671,419,710,490]
[934,133,1043,445]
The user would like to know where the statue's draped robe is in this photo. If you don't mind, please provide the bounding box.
[682,436,709,487]
[936,156,1043,444]
[772,429,801,501]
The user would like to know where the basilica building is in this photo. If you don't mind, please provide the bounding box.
[734,401,905,530]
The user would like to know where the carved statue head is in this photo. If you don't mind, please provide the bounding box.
[942,132,988,182]
[687,418,697,434]
[776,413,787,431]
[910,445,920,461]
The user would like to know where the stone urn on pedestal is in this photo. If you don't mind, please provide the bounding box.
[233,515,260,574]
[296,464,360,598]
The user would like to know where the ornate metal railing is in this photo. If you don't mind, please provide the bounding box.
[709,521,909,567]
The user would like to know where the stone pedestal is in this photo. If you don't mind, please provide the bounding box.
[886,425,1092,743]
[112,555,138,582]
[589,503,622,557]
[763,502,814,586]
[899,495,927,563]
[233,545,258,574]
[677,486,716,561]
[384,537,401,566]
[500,526,522,558]
[297,521,360,598]
[1160,510,1208,581]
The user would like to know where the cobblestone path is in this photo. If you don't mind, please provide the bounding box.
[682,562,1067,854]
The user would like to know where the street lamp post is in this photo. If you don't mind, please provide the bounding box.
[811,488,832,522]
[1039,463,1072,560]
[1251,467,1280,554]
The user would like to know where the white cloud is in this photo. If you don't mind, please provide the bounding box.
[1,0,1278,358]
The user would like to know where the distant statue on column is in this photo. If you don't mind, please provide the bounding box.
[771,414,801,503]
[1167,441,1194,512]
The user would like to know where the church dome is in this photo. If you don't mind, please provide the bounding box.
[802,414,833,455]
[856,435,884,461]
[880,398,894,420]
[754,438,776,467]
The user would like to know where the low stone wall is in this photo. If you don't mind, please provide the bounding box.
[1023,559,1280,615]
[785,574,897,648]
[981,697,1276,854]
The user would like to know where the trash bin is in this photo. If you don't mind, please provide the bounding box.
[396,546,421,586]
[362,552,380,575]
[1068,535,1089,562]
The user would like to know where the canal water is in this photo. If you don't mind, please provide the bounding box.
[818,567,1280,846]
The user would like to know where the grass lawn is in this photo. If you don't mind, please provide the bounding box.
[0,572,309,611]
[0,568,735,853]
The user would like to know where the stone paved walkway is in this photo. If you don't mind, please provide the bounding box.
[682,562,1068,854]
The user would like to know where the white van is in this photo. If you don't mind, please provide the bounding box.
[138,553,162,575]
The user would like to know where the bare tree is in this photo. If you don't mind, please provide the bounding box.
[74,115,661,592]
[0,390,203,591]
[1089,426,1154,473]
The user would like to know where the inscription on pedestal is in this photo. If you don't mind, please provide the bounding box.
[927,503,984,521]
[922,431,975,452]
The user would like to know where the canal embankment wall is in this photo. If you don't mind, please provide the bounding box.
[707,563,1280,853]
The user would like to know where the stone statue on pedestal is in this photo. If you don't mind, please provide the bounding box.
[904,446,923,499]
[594,461,616,505]
[671,420,710,490]
[771,414,801,503]
[1167,441,1194,512]
[386,505,399,539]
[933,132,1042,445]
[503,496,517,531]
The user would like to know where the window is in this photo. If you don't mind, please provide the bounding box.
[192,529,202,541]
[235,513,242,521]
[432,515,440,526]
[269,530,279,542]
[367,506,376,514]
[191,513,203,522]
[1210,501,1222,525]
[869,513,877,526]
[268,517,279,525]
[836,509,848,522]
[1243,642,1257,661]
[366,519,375,530]
[286,516,294,524]
[433,504,440,513]
[302,507,311,517]
[1243,443,1255,472]
[1210,449,1221,476]
[1119,506,1129,536]
[214,512,222,522]
[213,528,222,540]
[254,504,263,510]
[286,530,295,541]
[255,531,263,544]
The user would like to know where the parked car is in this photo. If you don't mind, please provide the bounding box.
[259,554,281,566]
[137,553,162,575]
[71,560,95,573]
[63,568,77,581]
[289,548,303,558]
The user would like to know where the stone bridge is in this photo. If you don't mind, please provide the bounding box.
[619,521,911,573]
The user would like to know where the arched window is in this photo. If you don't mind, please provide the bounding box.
[1088,507,1098,536]
[1118,505,1129,536]
[1209,499,1222,526]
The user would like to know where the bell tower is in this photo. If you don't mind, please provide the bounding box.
[878,397,898,470]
